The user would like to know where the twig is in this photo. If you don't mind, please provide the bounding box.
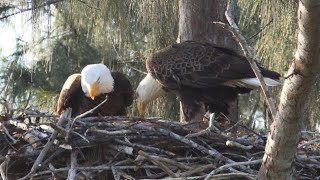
[75,0,101,10]
[204,159,262,180]
[67,151,78,180]
[224,118,245,133]
[179,164,214,177]
[206,172,256,180]
[42,148,66,166]
[0,0,65,20]
[150,156,192,171]
[6,120,29,131]
[139,150,177,178]
[115,139,176,156]
[132,123,256,174]
[0,123,17,143]
[110,39,147,75]
[72,96,108,125]
[30,165,176,178]
[214,0,278,120]
[0,98,12,117]
[89,128,132,135]
[111,166,120,180]
[78,116,152,122]
[226,140,253,150]
[141,176,205,180]
[66,96,109,140]
[18,109,71,180]
[0,156,10,180]
[185,114,215,138]
[117,170,136,180]
[298,138,320,149]
[248,19,273,41]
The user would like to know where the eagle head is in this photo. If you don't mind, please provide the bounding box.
[81,64,114,100]
[136,73,165,117]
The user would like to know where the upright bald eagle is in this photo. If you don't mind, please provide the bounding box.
[136,41,280,121]
[55,64,133,117]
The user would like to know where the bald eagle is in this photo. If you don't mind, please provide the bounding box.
[136,41,281,121]
[55,64,133,117]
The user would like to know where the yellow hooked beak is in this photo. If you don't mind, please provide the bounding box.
[88,84,98,100]
[137,97,146,117]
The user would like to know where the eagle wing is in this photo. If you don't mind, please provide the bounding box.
[54,73,82,115]
[147,41,276,90]
[111,72,134,107]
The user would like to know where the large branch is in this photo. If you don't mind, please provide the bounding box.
[258,0,320,179]
[219,0,278,120]
[0,0,65,21]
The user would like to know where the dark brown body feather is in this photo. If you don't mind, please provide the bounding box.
[147,41,280,120]
[55,72,133,117]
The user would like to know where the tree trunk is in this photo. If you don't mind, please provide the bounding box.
[258,1,320,179]
[178,0,241,123]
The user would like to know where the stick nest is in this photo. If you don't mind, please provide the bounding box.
[0,107,319,180]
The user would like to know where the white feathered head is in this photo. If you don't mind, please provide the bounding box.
[81,64,114,100]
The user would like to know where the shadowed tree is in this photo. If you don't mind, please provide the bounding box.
[178,0,242,123]
[258,0,320,179]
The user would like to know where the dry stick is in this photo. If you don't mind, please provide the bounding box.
[185,113,215,138]
[0,98,12,117]
[7,120,29,131]
[135,154,193,175]
[226,140,253,150]
[179,164,214,177]
[298,138,320,149]
[0,0,65,20]
[150,156,192,171]
[30,165,175,178]
[142,176,204,180]
[204,159,262,180]
[67,151,78,180]
[215,0,277,120]
[139,150,178,178]
[18,109,71,180]
[110,39,147,75]
[132,123,256,174]
[42,148,66,166]
[0,156,10,180]
[71,96,108,125]
[111,166,120,180]
[0,123,17,143]
[50,123,90,143]
[66,96,109,140]
[206,172,256,180]
[115,139,176,156]
[89,128,133,135]
[78,116,151,122]
[117,170,136,180]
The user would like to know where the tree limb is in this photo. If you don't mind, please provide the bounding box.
[213,0,278,120]
[0,0,65,20]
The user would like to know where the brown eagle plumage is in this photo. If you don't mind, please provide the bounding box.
[55,64,133,117]
[137,41,281,121]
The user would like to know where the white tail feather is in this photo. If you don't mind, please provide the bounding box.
[224,78,280,88]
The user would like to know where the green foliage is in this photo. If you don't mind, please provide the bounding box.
[1,0,318,128]
[0,0,179,120]
[236,1,300,129]
[0,3,14,16]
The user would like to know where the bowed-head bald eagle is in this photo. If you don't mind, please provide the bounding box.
[55,64,133,117]
[136,41,280,121]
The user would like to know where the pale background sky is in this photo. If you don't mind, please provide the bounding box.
[0,12,33,58]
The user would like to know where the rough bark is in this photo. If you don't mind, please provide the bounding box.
[258,1,320,179]
[178,0,241,123]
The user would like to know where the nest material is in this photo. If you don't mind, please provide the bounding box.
[0,108,319,180]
